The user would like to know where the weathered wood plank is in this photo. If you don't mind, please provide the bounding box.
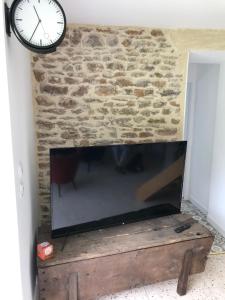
[38,214,213,268]
[69,273,78,300]
[177,249,193,295]
[38,214,214,300]
[38,236,213,300]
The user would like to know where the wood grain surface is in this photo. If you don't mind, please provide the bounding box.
[38,214,214,300]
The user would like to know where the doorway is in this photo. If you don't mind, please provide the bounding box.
[183,51,225,237]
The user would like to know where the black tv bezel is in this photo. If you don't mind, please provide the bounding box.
[50,141,187,238]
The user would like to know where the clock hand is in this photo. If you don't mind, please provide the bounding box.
[29,20,41,42]
[33,5,50,41]
[40,21,51,41]
[33,6,41,22]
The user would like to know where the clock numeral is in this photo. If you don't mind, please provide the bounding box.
[16,19,23,21]
[40,39,42,46]
[18,7,23,10]
[49,1,52,4]
[57,22,63,24]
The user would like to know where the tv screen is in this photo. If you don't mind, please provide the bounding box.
[50,141,187,237]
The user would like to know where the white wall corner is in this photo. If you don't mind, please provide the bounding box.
[189,195,208,215]
[34,277,39,300]
[207,214,225,237]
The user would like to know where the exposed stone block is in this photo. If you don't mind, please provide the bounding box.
[58,98,77,109]
[41,108,65,115]
[48,76,61,84]
[36,120,55,130]
[139,132,154,138]
[36,95,54,106]
[126,29,144,35]
[42,63,56,69]
[171,118,180,125]
[96,27,115,33]
[161,90,180,97]
[162,108,171,115]
[141,110,151,117]
[95,85,117,96]
[148,118,166,124]
[121,132,138,138]
[83,34,104,47]
[40,84,68,95]
[64,77,79,84]
[135,80,150,87]
[134,89,145,97]
[70,29,82,45]
[139,101,151,108]
[151,29,164,37]
[119,108,137,116]
[106,35,119,47]
[152,81,166,88]
[61,130,79,139]
[107,62,125,71]
[33,70,45,82]
[115,118,132,127]
[87,63,104,72]
[122,39,132,47]
[153,101,165,108]
[170,101,180,107]
[155,72,163,78]
[116,78,133,87]
[71,86,89,97]
[157,128,178,136]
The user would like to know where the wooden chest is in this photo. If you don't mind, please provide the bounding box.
[38,214,214,300]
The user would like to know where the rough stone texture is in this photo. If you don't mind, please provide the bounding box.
[32,24,225,223]
[32,25,183,223]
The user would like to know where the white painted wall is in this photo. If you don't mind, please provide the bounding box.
[208,63,225,236]
[184,63,219,213]
[0,3,23,299]
[2,1,38,299]
[62,0,225,28]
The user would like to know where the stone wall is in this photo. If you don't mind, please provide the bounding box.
[32,24,225,223]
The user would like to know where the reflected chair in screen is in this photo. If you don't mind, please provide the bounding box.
[50,152,80,197]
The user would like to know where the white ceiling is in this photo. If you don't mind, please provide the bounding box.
[62,0,225,29]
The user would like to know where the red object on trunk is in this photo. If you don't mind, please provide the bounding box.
[37,242,54,261]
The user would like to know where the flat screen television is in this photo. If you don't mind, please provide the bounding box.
[50,141,187,238]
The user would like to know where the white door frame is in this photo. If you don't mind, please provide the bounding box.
[183,63,197,201]
[183,51,225,208]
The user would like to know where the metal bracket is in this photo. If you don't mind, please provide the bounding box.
[4,3,11,37]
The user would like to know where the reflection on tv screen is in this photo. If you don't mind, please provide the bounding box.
[50,141,187,237]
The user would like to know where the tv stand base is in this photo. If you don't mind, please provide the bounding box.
[38,214,214,300]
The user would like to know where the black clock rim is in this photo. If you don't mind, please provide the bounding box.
[10,0,67,53]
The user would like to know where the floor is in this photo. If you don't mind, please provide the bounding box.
[100,200,225,300]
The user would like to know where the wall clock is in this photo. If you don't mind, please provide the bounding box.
[5,0,66,54]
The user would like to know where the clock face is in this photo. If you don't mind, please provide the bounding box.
[11,0,66,52]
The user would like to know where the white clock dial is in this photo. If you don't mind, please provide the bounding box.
[12,0,65,48]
